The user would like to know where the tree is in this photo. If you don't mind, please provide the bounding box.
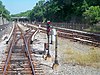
[83,6,100,30]
[11,10,31,17]
[29,0,45,22]
[83,6,100,24]
[12,0,100,24]
[0,1,10,21]
[86,0,100,6]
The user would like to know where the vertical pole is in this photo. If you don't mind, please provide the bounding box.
[45,21,51,60]
[44,43,46,54]
[52,31,59,69]
[50,26,53,44]
[50,33,53,44]
[55,35,58,64]
[46,32,51,57]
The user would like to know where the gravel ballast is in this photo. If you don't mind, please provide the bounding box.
[31,31,100,75]
[0,23,13,64]
[0,23,100,75]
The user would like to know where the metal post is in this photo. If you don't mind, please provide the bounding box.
[45,33,51,60]
[47,33,50,56]
[50,34,53,44]
[55,35,59,64]
[43,43,47,58]
[52,33,59,69]
[45,21,51,60]
[50,27,53,44]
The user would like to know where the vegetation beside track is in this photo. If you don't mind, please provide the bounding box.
[84,26,100,33]
[11,0,100,32]
[0,1,10,20]
[64,47,100,68]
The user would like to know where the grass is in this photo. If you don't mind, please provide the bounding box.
[64,48,100,68]
[84,26,100,33]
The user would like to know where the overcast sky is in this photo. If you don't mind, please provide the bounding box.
[1,0,40,14]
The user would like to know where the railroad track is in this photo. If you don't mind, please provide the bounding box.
[0,23,45,75]
[24,23,100,47]
[57,27,100,47]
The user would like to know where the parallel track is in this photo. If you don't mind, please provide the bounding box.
[25,23,100,47]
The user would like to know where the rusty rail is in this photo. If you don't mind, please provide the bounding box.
[3,24,17,75]
[1,23,44,75]
[26,23,100,47]
[17,24,36,75]
[6,22,15,44]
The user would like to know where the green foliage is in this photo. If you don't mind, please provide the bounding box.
[83,6,100,24]
[29,0,89,22]
[29,0,45,22]
[11,0,100,24]
[0,1,10,20]
[11,10,31,17]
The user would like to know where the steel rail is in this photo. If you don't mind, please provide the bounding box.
[2,24,17,75]
[31,29,39,42]
[14,29,31,45]
[3,23,41,75]
[29,23,100,47]
[6,22,16,44]
[17,24,36,75]
[3,40,14,75]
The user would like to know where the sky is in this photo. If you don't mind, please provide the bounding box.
[1,0,40,14]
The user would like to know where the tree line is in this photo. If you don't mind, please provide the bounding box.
[11,10,31,17]
[12,0,100,25]
[0,1,10,20]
